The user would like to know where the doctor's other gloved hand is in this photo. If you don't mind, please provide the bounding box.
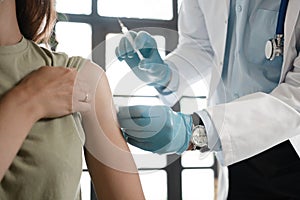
[117,105,193,154]
[115,31,171,91]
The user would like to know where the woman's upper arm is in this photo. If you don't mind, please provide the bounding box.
[75,61,145,200]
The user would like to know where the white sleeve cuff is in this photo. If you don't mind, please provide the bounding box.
[196,110,222,151]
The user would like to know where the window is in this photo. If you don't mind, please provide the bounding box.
[140,170,168,200]
[55,0,217,199]
[55,22,92,58]
[182,169,215,199]
[56,0,92,15]
[98,0,173,20]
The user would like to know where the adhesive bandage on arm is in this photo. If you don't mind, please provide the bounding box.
[72,61,138,173]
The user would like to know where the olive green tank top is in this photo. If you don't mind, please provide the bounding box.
[0,38,86,200]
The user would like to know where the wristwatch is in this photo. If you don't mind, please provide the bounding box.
[190,125,210,153]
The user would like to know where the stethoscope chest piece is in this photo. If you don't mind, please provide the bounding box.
[265,34,284,61]
[265,0,289,61]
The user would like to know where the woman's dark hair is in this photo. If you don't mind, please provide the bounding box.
[16,0,56,43]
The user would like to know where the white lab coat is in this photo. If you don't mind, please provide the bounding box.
[161,0,300,199]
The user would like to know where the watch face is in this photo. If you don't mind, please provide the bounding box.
[191,126,207,148]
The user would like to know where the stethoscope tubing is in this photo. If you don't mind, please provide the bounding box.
[276,0,289,35]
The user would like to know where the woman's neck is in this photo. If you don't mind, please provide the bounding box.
[0,0,22,46]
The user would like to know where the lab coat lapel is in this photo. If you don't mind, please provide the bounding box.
[208,0,229,73]
[206,0,230,103]
[280,0,300,82]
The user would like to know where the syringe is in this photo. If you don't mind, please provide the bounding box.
[117,18,143,60]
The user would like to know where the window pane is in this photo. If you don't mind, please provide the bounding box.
[56,0,92,15]
[181,151,214,168]
[106,33,165,96]
[182,169,215,200]
[80,172,91,200]
[139,170,168,200]
[55,22,92,58]
[180,97,207,115]
[98,0,173,20]
[129,144,167,169]
[182,80,209,97]
[82,151,87,170]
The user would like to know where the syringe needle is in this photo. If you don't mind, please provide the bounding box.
[117,18,143,60]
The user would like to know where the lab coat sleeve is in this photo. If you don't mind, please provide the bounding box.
[160,0,214,106]
[205,53,300,166]
[197,110,222,151]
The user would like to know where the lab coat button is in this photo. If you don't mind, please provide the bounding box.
[224,20,228,24]
[237,5,242,12]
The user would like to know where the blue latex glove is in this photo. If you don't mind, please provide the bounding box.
[115,31,171,90]
[117,105,193,154]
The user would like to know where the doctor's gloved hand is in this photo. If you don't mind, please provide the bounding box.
[117,105,193,154]
[115,31,171,90]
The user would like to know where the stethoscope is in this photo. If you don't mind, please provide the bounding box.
[265,0,289,60]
